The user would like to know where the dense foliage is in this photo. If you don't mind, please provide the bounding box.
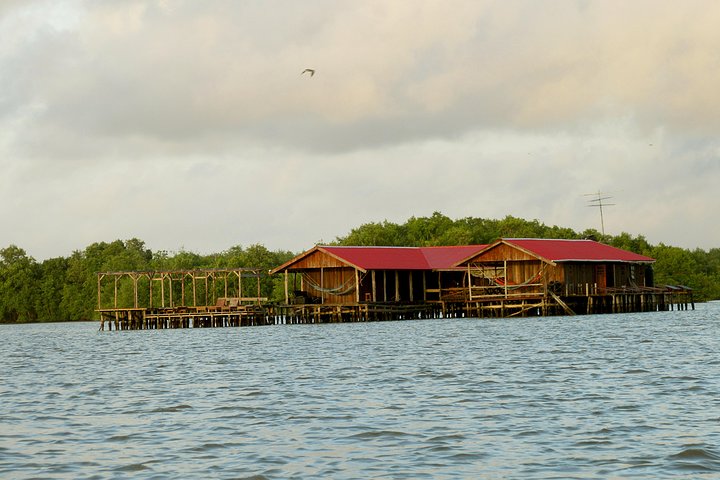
[333,213,720,301]
[0,241,294,323]
[1,213,718,322]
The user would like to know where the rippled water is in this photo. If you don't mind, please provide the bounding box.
[2,303,720,479]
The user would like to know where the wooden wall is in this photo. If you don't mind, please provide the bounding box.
[303,267,357,304]
[290,250,350,270]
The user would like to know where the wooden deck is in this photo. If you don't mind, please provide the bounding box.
[98,289,693,330]
[95,266,694,331]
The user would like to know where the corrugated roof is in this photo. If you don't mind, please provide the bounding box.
[419,245,490,269]
[321,245,488,270]
[503,238,655,263]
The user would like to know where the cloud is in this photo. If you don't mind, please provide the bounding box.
[4,0,719,157]
[2,0,720,258]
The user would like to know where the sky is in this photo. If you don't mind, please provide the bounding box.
[2,0,720,260]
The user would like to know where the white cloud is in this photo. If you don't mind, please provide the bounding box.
[2,0,720,259]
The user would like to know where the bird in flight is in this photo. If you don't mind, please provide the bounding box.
[301,68,315,77]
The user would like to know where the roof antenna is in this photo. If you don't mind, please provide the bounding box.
[583,190,615,236]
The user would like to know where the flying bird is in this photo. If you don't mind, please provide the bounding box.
[301,68,315,77]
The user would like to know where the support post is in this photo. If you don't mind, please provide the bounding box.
[284,271,289,304]
[409,271,413,302]
[97,274,102,311]
[355,268,360,303]
[395,271,400,302]
[504,260,508,298]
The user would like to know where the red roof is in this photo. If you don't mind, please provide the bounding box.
[502,238,654,263]
[421,245,490,269]
[300,245,486,270]
[321,245,488,270]
[271,239,654,274]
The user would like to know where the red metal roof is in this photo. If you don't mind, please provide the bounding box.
[420,245,490,269]
[502,238,655,263]
[320,245,487,270]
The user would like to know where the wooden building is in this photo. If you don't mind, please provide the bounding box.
[271,239,690,320]
[459,238,655,294]
[270,244,486,305]
[456,238,665,316]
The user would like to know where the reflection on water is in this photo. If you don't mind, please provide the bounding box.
[1,303,719,479]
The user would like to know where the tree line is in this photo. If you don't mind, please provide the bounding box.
[2,213,718,323]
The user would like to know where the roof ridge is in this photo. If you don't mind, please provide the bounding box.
[322,245,422,249]
[504,238,590,241]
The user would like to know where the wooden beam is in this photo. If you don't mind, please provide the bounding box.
[422,271,427,301]
[395,271,400,302]
[284,271,289,304]
[372,270,377,302]
[383,271,387,302]
[356,268,360,303]
[409,271,414,302]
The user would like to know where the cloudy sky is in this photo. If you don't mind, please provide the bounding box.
[2,0,719,260]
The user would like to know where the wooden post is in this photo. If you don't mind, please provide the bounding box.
[133,274,138,308]
[284,271,289,304]
[239,271,243,298]
[409,271,413,302]
[355,269,360,303]
[503,260,508,298]
[422,271,427,302]
[181,275,185,307]
[97,274,102,310]
[383,271,387,302]
[372,270,377,302]
[395,271,400,302]
[321,267,325,304]
[257,271,261,304]
[438,271,442,300]
[467,264,472,300]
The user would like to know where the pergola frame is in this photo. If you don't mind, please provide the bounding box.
[97,268,266,310]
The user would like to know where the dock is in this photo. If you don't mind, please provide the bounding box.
[97,240,695,331]
[97,269,692,331]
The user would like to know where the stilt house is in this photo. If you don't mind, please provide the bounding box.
[456,238,656,299]
[270,245,487,305]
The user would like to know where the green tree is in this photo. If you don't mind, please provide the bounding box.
[336,220,407,246]
[34,257,69,321]
[405,212,455,246]
[0,246,40,322]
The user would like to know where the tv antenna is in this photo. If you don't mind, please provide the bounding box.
[583,191,615,236]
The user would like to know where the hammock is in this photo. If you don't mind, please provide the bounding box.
[490,271,543,290]
[301,272,364,296]
[470,264,546,291]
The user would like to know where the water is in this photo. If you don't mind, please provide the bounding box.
[2,304,719,479]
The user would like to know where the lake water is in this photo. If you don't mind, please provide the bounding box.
[1,304,719,479]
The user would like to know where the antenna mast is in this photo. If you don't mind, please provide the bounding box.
[584,191,615,236]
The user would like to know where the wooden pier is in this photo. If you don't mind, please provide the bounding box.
[96,240,695,331]
[97,268,270,331]
[98,281,693,331]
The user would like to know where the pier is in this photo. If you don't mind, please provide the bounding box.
[97,240,694,331]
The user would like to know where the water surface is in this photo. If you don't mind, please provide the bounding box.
[2,304,719,478]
